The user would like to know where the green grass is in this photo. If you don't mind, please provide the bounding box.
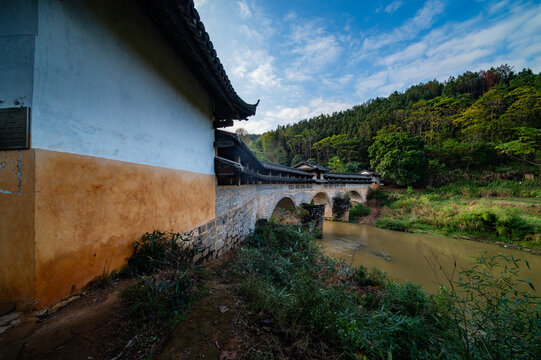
[232,223,540,359]
[349,203,371,221]
[374,180,541,249]
[119,231,206,357]
[433,179,541,199]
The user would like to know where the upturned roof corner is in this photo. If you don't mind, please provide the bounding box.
[138,0,259,127]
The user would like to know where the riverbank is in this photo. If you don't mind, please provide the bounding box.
[360,180,541,252]
[2,224,539,359]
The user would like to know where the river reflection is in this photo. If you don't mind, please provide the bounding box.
[319,221,540,293]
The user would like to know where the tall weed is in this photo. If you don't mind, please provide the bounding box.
[235,224,540,359]
[349,203,371,221]
[452,206,539,242]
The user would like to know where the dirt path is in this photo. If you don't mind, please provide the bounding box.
[0,280,134,360]
[158,256,278,360]
[158,270,242,359]
[0,257,271,360]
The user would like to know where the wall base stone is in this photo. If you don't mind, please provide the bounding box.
[179,198,257,264]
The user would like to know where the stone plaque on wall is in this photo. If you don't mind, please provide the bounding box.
[0,107,30,150]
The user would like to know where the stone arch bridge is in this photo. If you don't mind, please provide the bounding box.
[215,183,369,221]
[179,130,380,263]
[181,183,372,263]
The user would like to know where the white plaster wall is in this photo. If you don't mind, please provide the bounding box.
[31,0,215,175]
[0,0,37,109]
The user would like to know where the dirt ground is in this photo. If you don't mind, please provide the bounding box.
[0,255,275,360]
[357,199,382,225]
[0,279,135,360]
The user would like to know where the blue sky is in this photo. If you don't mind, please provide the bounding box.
[195,0,541,133]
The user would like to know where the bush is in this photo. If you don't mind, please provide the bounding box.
[452,206,539,242]
[121,269,197,327]
[435,179,541,199]
[123,230,198,276]
[420,193,442,202]
[375,217,411,232]
[390,198,419,212]
[355,265,386,286]
[349,203,370,221]
[235,223,456,358]
[119,229,204,356]
[235,223,541,359]
[367,188,393,206]
[430,252,541,359]
[332,193,351,219]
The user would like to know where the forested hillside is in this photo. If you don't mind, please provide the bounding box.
[244,65,541,186]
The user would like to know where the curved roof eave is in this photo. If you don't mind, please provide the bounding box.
[138,0,259,125]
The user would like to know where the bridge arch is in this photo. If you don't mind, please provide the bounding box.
[348,190,363,205]
[312,192,332,218]
[270,196,298,223]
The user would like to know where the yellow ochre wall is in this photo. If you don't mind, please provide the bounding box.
[0,149,216,309]
[0,150,36,307]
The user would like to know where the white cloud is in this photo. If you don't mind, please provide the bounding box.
[233,98,353,134]
[284,11,297,21]
[293,34,341,67]
[196,0,541,135]
[194,0,207,8]
[238,0,252,18]
[384,1,403,14]
[322,74,354,89]
[379,42,428,66]
[238,24,264,42]
[488,0,510,14]
[356,1,541,101]
[232,50,281,89]
[363,0,445,51]
[264,99,351,127]
[285,22,343,82]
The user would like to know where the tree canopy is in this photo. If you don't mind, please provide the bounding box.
[245,65,541,186]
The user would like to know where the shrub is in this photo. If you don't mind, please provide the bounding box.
[390,198,419,212]
[235,224,541,359]
[435,179,541,199]
[375,217,411,232]
[420,192,442,202]
[355,265,386,286]
[432,253,541,359]
[119,229,204,355]
[452,206,539,241]
[332,193,351,219]
[123,230,198,276]
[121,269,197,327]
[367,188,393,206]
[349,203,370,221]
[236,224,541,359]
[235,223,457,359]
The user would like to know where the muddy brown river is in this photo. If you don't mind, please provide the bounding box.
[319,221,540,293]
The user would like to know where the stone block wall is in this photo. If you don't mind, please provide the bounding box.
[300,203,325,238]
[182,183,372,265]
[179,198,257,263]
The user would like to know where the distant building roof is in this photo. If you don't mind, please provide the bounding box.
[215,130,381,185]
[324,173,371,180]
[260,161,312,176]
[293,161,331,172]
[139,0,258,127]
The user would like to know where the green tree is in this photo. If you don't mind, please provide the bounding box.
[456,87,509,143]
[290,154,303,167]
[327,156,343,172]
[369,132,427,186]
[496,127,541,167]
